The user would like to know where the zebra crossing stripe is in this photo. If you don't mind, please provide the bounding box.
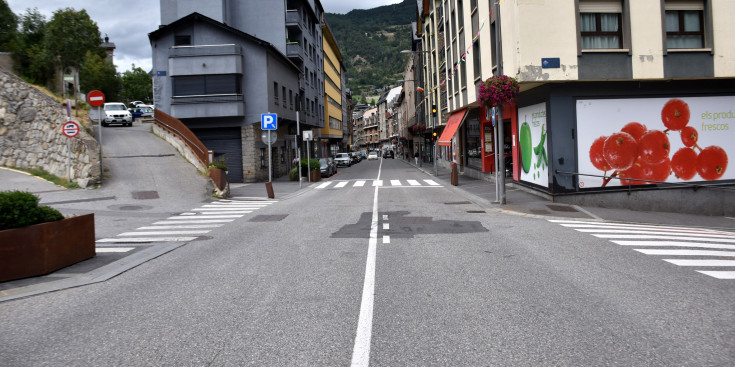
[552,220,735,235]
[117,230,211,236]
[593,234,735,243]
[155,219,235,224]
[634,249,735,256]
[390,180,402,186]
[138,224,224,230]
[612,241,735,250]
[663,259,735,267]
[96,247,134,253]
[696,271,735,279]
[373,180,383,187]
[96,237,198,243]
[579,229,735,239]
[316,182,331,189]
[355,180,366,187]
[335,181,349,188]
[407,180,421,186]
[424,179,440,186]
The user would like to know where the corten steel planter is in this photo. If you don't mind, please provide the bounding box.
[208,168,228,191]
[310,170,321,182]
[0,214,96,282]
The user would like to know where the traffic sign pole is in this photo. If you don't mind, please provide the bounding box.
[87,90,105,185]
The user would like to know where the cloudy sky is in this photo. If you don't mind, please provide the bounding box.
[6,0,403,73]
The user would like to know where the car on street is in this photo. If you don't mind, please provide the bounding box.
[128,105,154,121]
[351,152,361,164]
[383,150,394,159]
[92,102,133,127]
[327,157,337,173]
[367,151,379,160]
[319,158,334,177]
[335,153,352,167]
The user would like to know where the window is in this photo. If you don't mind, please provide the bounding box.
[665,1,704,49]
[172,75,241,96]
[274,82,279,104]
[579,1,623,49]
[282,86,286,107]
[289,90,294,110]
[174,35,191,46]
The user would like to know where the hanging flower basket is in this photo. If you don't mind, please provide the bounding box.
[412,124,426,133]
[478,75,519,108]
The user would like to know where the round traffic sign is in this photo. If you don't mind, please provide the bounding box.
[87,90,105,107]
[63,121,80,138]
[261,131,277,144]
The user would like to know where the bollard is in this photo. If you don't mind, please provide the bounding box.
[265,181,275,199]
[451,163,459,186]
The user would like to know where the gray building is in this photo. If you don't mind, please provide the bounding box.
[150,0,326,182]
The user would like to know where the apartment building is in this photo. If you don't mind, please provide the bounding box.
[415,0,735,213]
[150,0,329,182]
[319,21,345,157]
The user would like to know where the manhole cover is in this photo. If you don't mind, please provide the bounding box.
[132,191,159,200]
[547,205,578,212]
[119,205,144,211]
[249,214,288,222]
[107,204,153,211]
[444,201,472,205]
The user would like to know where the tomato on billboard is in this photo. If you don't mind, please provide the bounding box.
[576,96,733,188]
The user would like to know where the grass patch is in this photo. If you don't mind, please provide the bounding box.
[11,167,79,189]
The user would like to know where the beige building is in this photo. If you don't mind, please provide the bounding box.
[414,0,735,214]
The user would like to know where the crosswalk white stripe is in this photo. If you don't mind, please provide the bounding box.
[634,249,735,256]
[191,214,244,218]
[96,237,198,243]
[559,223,734,236]
[193,208,255,211]
[138,224,224,230]
[96,247,135,253]
[335,181,348,188]
[155,219,235,224]
[407,180,421,186]
[203,204,268,207]
[316,182,332,189]
[663,259,735,267]
[578,229,735,239]
[118,230,211,236]
[594,234,735,243]
[373,180,383,187]
[390,180,402,186]
[551,220,735,235]
[354,180,366,187]
[696,271,735,279]
[612,240,735,250]
[424,179,440,186]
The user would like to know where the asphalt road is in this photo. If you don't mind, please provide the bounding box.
[0,153,733,365]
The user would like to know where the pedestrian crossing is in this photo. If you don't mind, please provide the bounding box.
[315,179,442,190]
[95,199,275,246]
[550,219,735,279]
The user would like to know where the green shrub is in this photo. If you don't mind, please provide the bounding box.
[208,156,228,171]
[289,167,299,181]
[0,191,64,230]
[300,158,320,171]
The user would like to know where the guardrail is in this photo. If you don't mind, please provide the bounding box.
[153,109,212,168]
[555,170,735,193]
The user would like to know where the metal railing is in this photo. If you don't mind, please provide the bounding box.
[154,109,211,168]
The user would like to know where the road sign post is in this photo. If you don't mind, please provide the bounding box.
[87,90,105,182]
[261,114,277,183]
[62,121,80,181]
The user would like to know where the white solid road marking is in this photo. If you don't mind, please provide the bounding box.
[373,180,383,187]
[383,235,390,244]
[95,247,134,253]
[696,271,735,279]
[355,180,366,187]
[390,180,402,186]
[634,249,735,257]
[663,259,735,267]
[383,223,389,230]
[407,180,420,186]
[424,179,440,186]
[96,237,198,243]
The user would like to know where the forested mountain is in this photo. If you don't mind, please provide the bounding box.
[325,0,415,103]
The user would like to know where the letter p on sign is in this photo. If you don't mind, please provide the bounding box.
[261,113,277,130]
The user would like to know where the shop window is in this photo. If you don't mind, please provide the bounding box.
[579,1,623,49]
[665,1,705,49]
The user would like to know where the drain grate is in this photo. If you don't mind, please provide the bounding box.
[547,204,578,212]
[444,201,472,205]
[132,191,159,200]
[467,210,486,213]
[249,214,288,222]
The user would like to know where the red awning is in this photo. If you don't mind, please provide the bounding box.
[437,109,468,146]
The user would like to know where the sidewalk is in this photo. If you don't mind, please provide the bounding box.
[399,158,735,230]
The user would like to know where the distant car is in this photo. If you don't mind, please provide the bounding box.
[319,158,334,177]
[327,157,337,173]
[95,102,132,127]
[129,101,145,108]
[128,105,154,121]
[335,153,352,167]
[383,150,394,159]
[351,152,361,164]
[367,151,378,160]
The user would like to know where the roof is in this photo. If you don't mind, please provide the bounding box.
[148,12,300,74]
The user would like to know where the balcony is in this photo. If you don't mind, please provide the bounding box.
[169,45,243,76]
[171,94,245,119]
[286,10,304,30]
[286,42,303,64]
[170,44,241,57]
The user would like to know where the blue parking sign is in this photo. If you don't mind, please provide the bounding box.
[261,113,277,130]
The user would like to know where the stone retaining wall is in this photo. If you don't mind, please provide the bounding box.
[0,67,100,188]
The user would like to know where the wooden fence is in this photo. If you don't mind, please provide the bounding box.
[153,109,211,168]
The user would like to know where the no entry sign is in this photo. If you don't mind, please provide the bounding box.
[63,121,80,138]
[87,90,105,107]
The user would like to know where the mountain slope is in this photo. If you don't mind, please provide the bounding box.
[325,0,415,102]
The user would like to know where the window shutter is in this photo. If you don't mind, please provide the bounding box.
[665,0,704,11]
[579,0,623,13]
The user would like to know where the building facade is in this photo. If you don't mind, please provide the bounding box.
[151,0,331,182]
[414,0,735,214]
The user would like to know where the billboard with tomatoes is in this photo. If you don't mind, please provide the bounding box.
[576,96,734,188]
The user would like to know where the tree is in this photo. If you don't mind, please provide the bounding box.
[0,0,17,51]
[44,8,103,74]
[79,51,119,101]
[120,65,152,104]
[12,8,52,84]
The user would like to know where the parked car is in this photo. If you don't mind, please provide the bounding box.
[367,151,379,160]
[129,101,146,108]
[351,152,361,164]
[383,150,395,159]
[319,158,334,177]
[335,153,352,167]
[128,105,154,121]
[90,102,133,127]
[327,157,337,174]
